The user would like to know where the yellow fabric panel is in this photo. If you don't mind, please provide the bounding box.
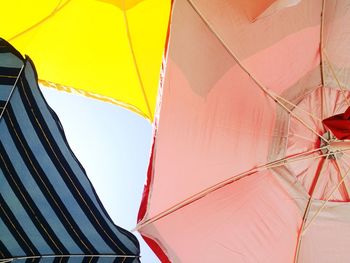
[0,0,171,120]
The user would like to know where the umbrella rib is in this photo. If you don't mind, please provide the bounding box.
[186,0,328,143]
[302,164,350,235]
[323,50,350,107]
[273,91,322,122]
[291,132,316,143]
[320,0,326,119]
[122,0,153,120]
[294,155,328,263]
[8,0,72,41]
[0,64,25,121]
[136,146,332,230]
[333,159,350,200]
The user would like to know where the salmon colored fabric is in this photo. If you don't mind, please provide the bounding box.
[137,0,350,262]
[141,172,302,262]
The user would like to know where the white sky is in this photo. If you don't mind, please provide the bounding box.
[41,87,160,263]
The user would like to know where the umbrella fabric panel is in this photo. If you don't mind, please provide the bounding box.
[184,0,321,94]
[251,0,301,21]
[323,1,350,92]
[0,39,140,262]
[138,0,321,221]
[139,171,302,262]
[233,0,277,21]
[271,165,350,263]
[185,0,321,78]
[136,0,333,261]
[296,200,350,263]
[231,0,301,21]
[0,0,171,120]
[142,56,278,219]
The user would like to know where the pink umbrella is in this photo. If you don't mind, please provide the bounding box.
[136,0,350,262]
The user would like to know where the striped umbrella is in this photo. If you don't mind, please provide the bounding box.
[0,39,140,263]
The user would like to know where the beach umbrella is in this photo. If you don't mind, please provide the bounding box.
[136,0,350,262]
[0,0,171,120]
[0,39,140,262]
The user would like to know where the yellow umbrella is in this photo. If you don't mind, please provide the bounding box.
[0,0,171,120]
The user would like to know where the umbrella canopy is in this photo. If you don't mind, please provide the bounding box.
[0,39,140,262]
[137,0,350,262]
[0,0,171,120]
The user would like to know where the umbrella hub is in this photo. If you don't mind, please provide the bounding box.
[274,86,350,201]
[320,131,344,159]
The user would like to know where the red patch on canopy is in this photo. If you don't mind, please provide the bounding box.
[323,107,350,140]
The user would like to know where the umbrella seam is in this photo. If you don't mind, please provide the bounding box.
[8,0,72,41]
[122,0,153,120]
[186,0,328,143]
[136,146,334,230]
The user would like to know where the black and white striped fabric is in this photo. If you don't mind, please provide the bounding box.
[0,39,140,263]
